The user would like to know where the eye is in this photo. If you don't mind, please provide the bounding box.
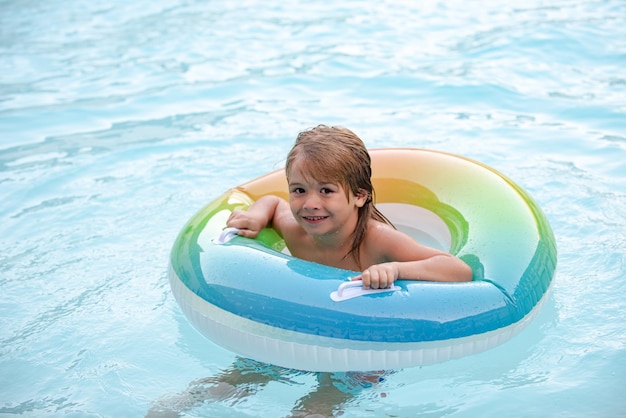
[320,187,334,195]
[290,187,305,194]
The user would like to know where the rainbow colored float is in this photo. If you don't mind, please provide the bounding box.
[169,148,557,372]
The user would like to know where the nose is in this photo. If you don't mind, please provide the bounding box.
[302,193,320,210]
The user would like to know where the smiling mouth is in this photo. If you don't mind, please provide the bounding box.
[303,215,328,222]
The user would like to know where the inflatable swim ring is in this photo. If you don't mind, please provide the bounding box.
[169,148,557,372]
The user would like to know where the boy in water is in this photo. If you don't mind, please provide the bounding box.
[227,125,472,286]
[147,126,473,418]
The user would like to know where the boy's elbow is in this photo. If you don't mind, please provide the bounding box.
[458,262,473,282]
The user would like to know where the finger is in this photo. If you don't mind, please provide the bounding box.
[381,270,394,288]
[376,270,389,288]
[368,270,380,289]
[360,270,371,289]
[228,218,246,230]
[236,229,253,238]
[380,275,392,289]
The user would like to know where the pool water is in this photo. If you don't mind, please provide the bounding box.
[1,0,625,417]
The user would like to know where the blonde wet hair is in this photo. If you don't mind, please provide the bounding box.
[286,124,394,268]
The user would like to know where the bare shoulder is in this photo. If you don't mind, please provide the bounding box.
[364,220,448,262]
[366,220,416,247]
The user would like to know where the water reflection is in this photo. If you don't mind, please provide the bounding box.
[147,357,390,417]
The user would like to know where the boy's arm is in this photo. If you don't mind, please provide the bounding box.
[356,225,473,288]
[358,255,472,289]
[226,195,286,238]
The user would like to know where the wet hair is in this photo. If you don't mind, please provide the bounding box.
[285,124,395,268]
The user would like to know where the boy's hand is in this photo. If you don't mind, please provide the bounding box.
[353,262,399,289]
[226,210,265,238]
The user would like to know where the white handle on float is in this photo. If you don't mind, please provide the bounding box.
[330,280,400,302]
[215,227,240,244]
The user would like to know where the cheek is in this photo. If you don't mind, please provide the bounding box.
[288,196,300,212]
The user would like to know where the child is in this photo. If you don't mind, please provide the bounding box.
[227,125,472,288]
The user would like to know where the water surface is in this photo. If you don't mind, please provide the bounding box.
[1,1,625,416]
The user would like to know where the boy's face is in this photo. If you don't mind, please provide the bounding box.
[287,159,367,238]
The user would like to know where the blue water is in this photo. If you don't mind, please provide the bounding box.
[1,0,625,416]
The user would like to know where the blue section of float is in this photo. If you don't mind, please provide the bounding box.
[173,235,549,343]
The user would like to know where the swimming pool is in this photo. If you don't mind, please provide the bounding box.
[1,0,625,416]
